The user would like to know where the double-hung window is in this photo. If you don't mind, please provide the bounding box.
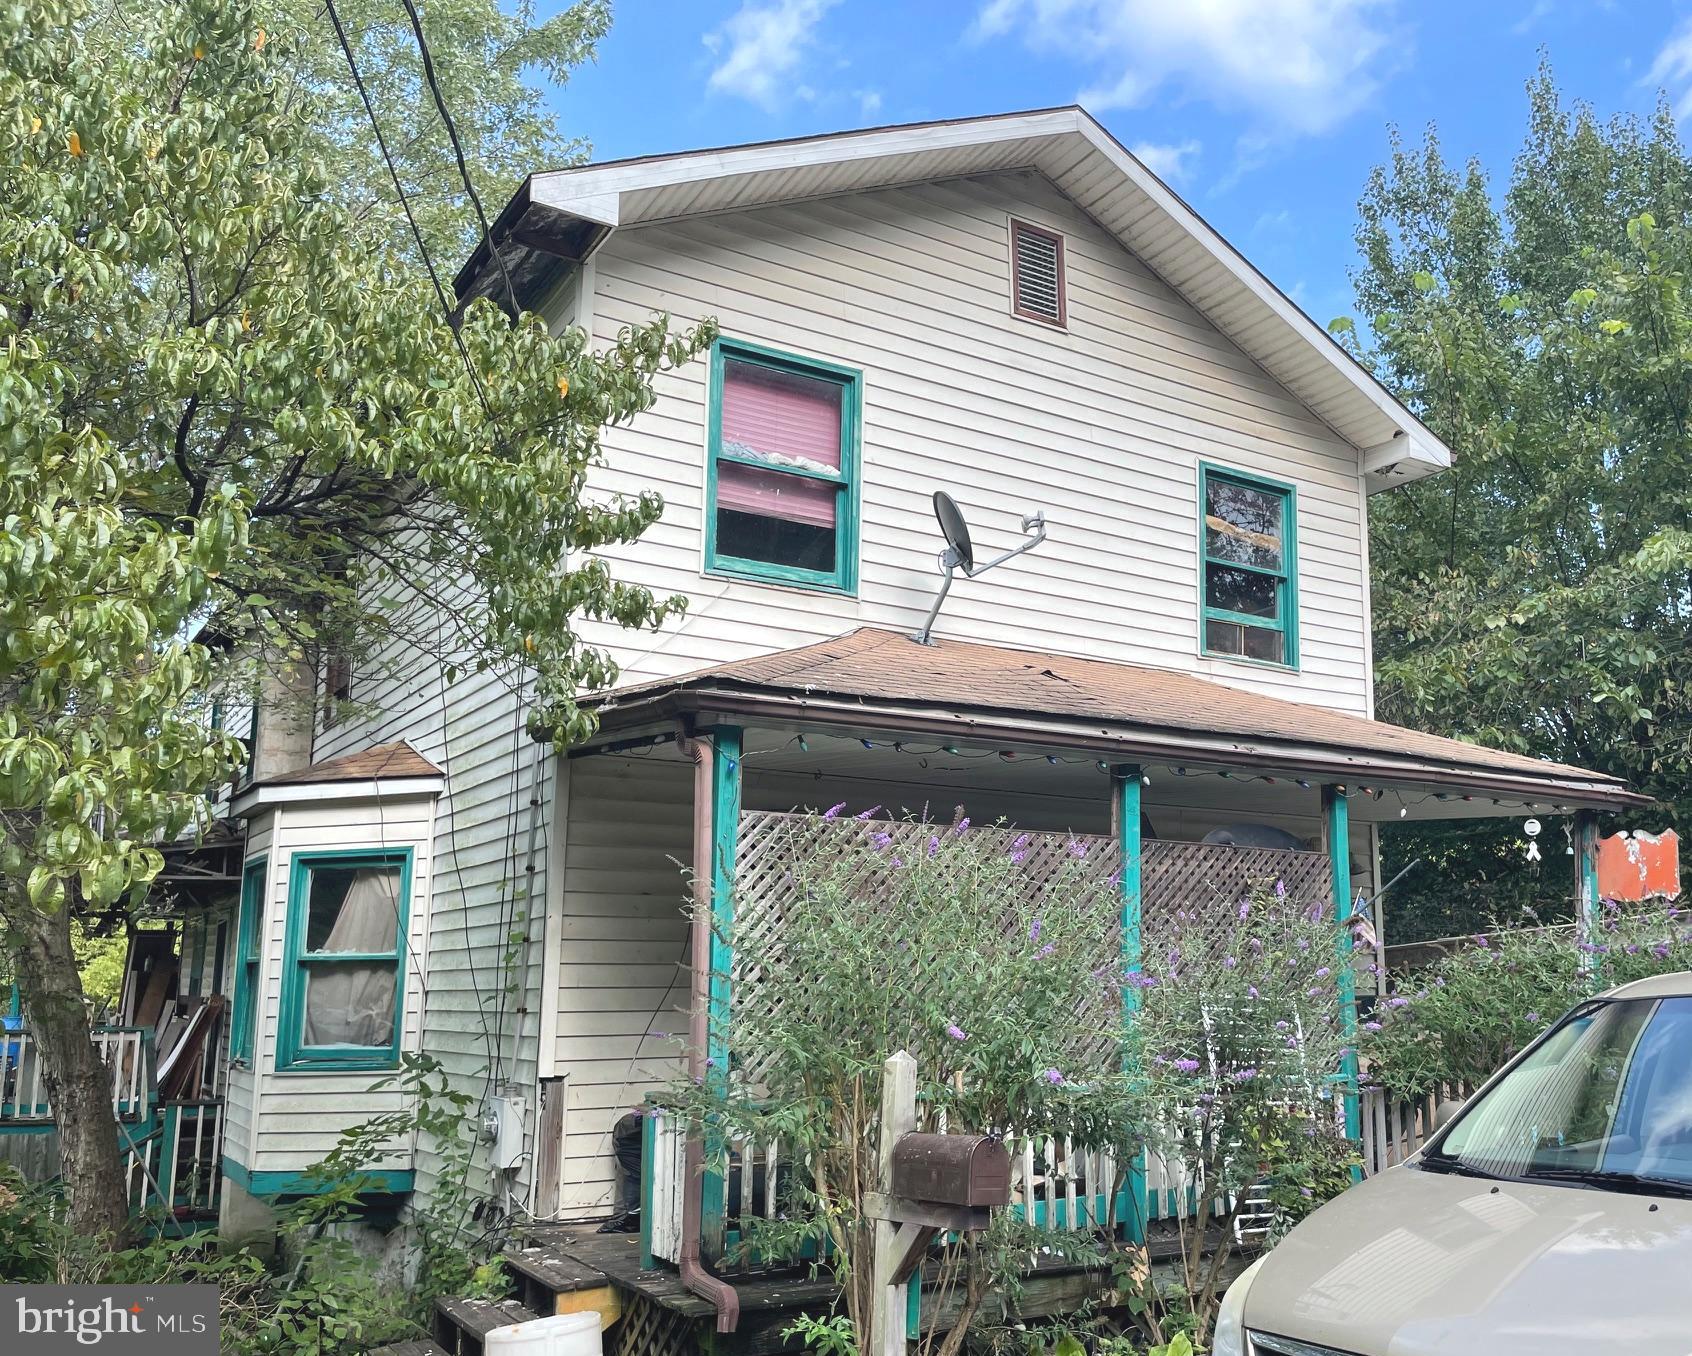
[1199,464,1298,667]
[705,338,860,593]
[276,849,411,1071]
[230,857,267,1063]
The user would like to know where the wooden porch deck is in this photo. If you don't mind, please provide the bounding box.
[509,1221,1249,1356]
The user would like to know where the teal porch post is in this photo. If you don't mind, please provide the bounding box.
[701,725,743,1260]
[1112,764,1147,1243]
[1575,809,1601,986]
[1323,786,1361,1145]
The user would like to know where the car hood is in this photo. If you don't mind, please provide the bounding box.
[1244,1164,1692,1356]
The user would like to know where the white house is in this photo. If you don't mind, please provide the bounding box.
[63,109,1638,1306]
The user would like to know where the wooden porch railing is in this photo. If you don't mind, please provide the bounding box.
[0,1026,153,1123]
[1,1027,223,1230]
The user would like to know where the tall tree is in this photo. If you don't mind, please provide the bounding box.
[1351,69,1692,938]
[0,0,707,1234]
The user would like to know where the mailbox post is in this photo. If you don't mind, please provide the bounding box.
[866,1051,1011,1355]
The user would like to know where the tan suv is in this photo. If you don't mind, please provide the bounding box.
[1213,973,1692,1356]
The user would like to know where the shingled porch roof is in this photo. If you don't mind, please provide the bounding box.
[583,628,1644,810]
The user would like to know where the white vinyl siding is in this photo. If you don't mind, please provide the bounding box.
[307,574,551,1208]
[565,170,1372,713]
[228,796,433,1176]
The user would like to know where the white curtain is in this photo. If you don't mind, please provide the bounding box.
[302,868,400,1048]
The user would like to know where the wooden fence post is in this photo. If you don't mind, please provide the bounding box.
[870,1050,918,1356]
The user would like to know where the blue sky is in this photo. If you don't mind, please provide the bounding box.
[542,1,1692,329]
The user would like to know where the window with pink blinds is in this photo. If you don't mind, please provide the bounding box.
[717,360,842,528]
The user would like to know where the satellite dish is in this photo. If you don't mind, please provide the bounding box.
[933,491,975,573]
[912,490,1047,645]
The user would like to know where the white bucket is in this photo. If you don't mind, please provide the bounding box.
[483,1310,603,1356]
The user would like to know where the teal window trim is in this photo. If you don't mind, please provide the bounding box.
[703,336,862,595]
[1198,461,1300,670]
[230,857,267,1063]
[275,847,412,1073]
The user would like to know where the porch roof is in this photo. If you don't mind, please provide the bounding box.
[584,628,1645,809]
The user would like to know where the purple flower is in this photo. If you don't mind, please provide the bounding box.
[855,804,883,820]
[1473,933,1490,948]
[945,1023,968,1042]
[1068,839,1089,859]
[1363,1020,1382,1032]
[1297,936,1311,952]
[1247,985,1260,999]
[1275,1021,1290,1031]
[1010,849,1028,865]
[823,801,847,821]
[1525,1013,1540,1024]
[1653,942,1672,960]
[1386,996,1409,1008]
[1173,1058,1201,1074]
[1224,956,1238,969]
[1299,1186,1313,1199]
[871,831,894,852]
[953,816,971,834]
[1037,943,1055,959]
[927,835,939,858]
[890,856,904,868]
[1126,972,1159,989]
[1231,1068,1258,1083]
[1011,833,1030,851]
[1434,976,1445,987]
[1042,1068,1064,1086]
[1275,878,1287,899]
[1238,900,1251,921]
[1315,966,1330,979]
[1029,917,1043,944]
[1249,937,1264,954]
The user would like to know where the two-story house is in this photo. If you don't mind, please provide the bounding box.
[145,109,1642,1318]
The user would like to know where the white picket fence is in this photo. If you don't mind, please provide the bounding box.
[1360,1084,1470,1176]
[0,1027,151,1122]
[642,1109,784,1266]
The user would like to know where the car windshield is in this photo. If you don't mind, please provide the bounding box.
[1431,995,1692,1190]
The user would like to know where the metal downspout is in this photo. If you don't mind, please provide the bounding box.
[674,724,741,1333]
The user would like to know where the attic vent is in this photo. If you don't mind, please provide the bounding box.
[1009,218,1065,326]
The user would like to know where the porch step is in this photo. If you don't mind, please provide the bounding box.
[501,1241,615,1317]
[431,1297,540,1356]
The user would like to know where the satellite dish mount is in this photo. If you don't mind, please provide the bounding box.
[913,491,1047,645]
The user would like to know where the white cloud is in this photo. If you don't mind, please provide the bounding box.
[1511,0,1555,36]
[971,0,1402,140]
[1129,138,1201,183]
[1646,18,1692,119]
[858,89,884,118]
[705,0,839,110]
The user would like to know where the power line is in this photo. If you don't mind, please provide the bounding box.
[320,0,499,424]
[394,0,521,319]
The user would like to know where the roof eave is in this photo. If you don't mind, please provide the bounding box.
[579,682,1647,811]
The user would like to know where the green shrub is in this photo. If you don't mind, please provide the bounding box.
[1360,902,1692,1100]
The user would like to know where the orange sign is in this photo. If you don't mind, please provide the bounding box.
[1596,830,1682,902]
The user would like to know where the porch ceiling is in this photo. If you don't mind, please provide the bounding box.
[580,628,1645,812]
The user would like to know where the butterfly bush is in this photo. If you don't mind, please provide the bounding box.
[1125,879,1359,1344]
[1360,900,1692,1101]
[671,812,1144,1356]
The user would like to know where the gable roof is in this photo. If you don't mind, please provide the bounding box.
[584,628,1643,809]
[457,107,1451,493]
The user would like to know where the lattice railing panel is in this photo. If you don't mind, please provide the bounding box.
[728,812,1333,1084]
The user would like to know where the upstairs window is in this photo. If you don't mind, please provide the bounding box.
[276,849,411,1070]
[706,339,860,593]
[1200,464,1298,668]
[1009,218,1066,326]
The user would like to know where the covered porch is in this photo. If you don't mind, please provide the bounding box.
[546,628,1642,1300]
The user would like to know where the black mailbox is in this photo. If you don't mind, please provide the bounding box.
[890,1133,1011,1208]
